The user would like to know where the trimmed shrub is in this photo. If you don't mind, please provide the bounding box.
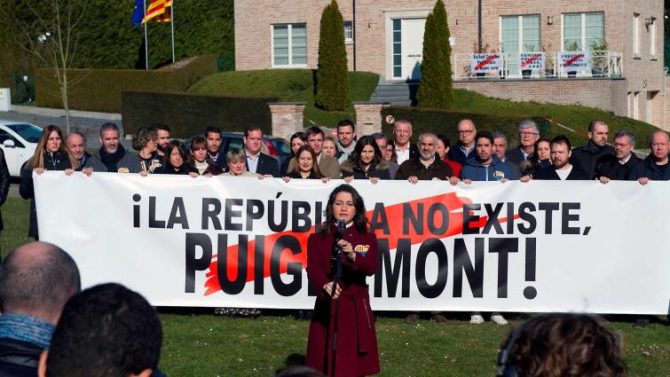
[122,91,277,138]
[417,0,453,109]
[36,55,217,112]
[315,0,349,111]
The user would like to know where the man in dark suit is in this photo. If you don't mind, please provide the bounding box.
[243,127,279,177]
[533,135,589,180]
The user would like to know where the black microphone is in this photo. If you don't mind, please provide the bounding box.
[336,219,346,237]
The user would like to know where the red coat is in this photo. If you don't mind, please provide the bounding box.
[305,224,380,377]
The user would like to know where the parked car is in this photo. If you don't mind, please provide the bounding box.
[0,120,41,177]
[183,131,291,167]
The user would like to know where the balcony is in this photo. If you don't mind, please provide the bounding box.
[453,51,623,80]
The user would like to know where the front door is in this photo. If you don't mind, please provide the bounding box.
[392,18,426,81]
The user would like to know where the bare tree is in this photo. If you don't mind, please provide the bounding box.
[3,0,89,133]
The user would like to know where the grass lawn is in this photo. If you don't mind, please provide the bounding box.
[187,69,657,147]
[3,196,670,376]
[188,69,380,128]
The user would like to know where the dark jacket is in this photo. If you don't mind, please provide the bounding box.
[0,149,9,232]
[157,163,198,175]
[0,338,42,377]
[340,159,391,180]
[635,155,670,181]
[534,164,590,180]
[569,140,615,179]
[460,156,514,181]
[85,145,141,173]
[74,151,92,171]
[506,146,535,165]
[246,152,280,177]
[447,143,476,165]
[395,157,453,180]
[19,151,73,239]
[595,153,642,181]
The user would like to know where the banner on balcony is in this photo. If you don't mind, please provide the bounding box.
[520,52,545,70]
[559,51,591,73]
[471,53,502,73]
[34,173,670,314]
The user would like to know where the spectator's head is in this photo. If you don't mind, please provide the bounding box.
[492,132,508,160]
[165,140,187,169]
[649,130,670,163]
[417,132,437,162]
[226,148,248,176]
[457,119,477,146]
[152,124,171,152]
[243,127,264,156]
[66,132,87,160]
[371,133,389,156]
[336,119,356,148]
[32,125,70,169]
[289,132,307,157]
[132,126,158,153]
[351,135,382,168]
[294,145,322,178]
[588,120,609,147]
[204,126,223,155]
[383,140,396,163]
[393,119,413,147]
[305,127,325,155]
[0,242,80,324]
[435,134,451,160]
[39,283,163,377]
[496,313,625,377]
[550,135,572,169]
[474,131,495,164]
[322,136,338,158]
[534,137,552,162]
[518,120,539,149]
[613,130,635,161]
[189,136,208,164]
[99,123,121,154]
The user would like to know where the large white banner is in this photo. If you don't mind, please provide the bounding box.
[35,173,670,314]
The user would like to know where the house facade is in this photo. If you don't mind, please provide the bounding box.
[235,0,666,129]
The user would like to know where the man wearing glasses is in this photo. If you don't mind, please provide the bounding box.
[506,119,539,165]
[448,119,477,164]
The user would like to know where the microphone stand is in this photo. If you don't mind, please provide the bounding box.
[329,220,345,377]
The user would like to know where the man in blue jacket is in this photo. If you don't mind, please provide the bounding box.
[460,131,514,182]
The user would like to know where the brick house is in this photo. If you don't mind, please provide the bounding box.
[235,0,667,130]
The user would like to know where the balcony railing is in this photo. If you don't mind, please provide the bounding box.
[453,51,623,80]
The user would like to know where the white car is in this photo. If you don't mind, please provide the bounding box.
[0,120,41,177]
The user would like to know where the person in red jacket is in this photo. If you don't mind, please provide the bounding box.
[305,184,380,377]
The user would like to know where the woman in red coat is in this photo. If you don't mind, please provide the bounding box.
[305,184,380,377]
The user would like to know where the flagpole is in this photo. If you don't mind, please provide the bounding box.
[144,0,149,70]
[171,0,175,63]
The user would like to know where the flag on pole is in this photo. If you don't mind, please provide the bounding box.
[131,0,145,27]
[142,0,173,23]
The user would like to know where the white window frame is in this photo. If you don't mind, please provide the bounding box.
[649,17,656,58]
[561,12,604,51]
[271,23,308,68]
[633,92,640,120]
[633,13,640,57]
[344,21,353,44]
[499,14,541,53]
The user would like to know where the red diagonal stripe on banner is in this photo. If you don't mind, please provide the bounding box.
[203,192,518,295]
[474,55,498,70]
[564,54,584,67]
[520,53,541,68]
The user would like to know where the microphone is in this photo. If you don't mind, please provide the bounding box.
[336,219,346,237]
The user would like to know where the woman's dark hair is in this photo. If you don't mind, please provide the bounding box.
[165,140,187,168]
[289,132,307,157]
[532,137,552,162]
[187,136,208,165]
[294,145,323,178]
[500,313,625,377]
[132,126,158,151]
[319,184,368,236]
[350,135,382,170]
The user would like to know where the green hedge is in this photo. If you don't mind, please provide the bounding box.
[122,91,277,138]
[35,55,217,113]
[380,106,550,146]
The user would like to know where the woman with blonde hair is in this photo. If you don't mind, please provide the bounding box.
[19,125,76,239]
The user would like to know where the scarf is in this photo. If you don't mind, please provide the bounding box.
[0,313,55,349]
[99,144,126,172]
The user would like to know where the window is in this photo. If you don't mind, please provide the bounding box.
[633,92,640,120]
[392,19,401,78]
[344,21,353,43]
[272,24,307,67]
[501,15,540,53]
[563,13,604,51]
[633,14,640,56]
